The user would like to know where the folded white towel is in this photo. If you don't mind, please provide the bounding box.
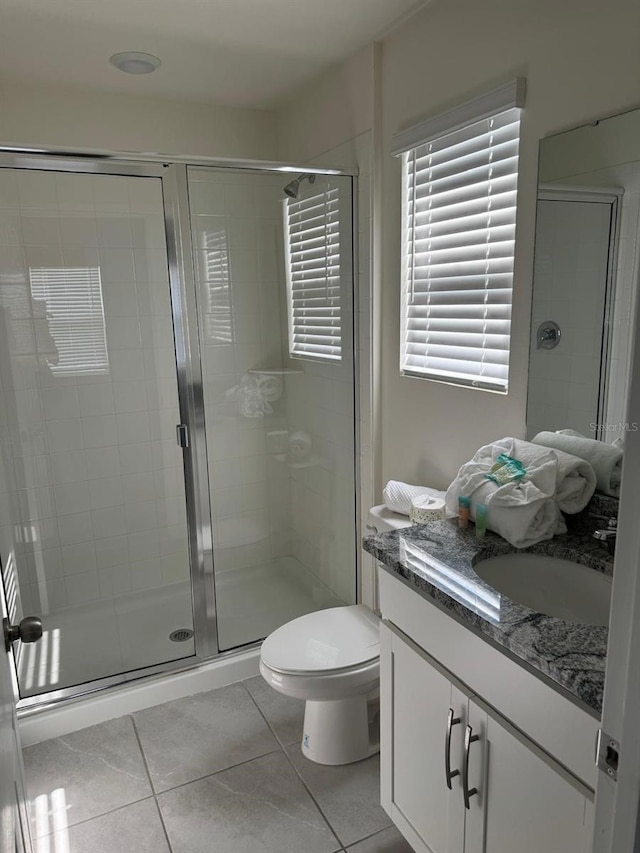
[383,481,447,516]
[532,430,622,497]
[445,439,567,548]
[492,437,596,514]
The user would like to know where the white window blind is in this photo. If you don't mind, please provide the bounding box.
[202,227,233,344]
[396,83,524,392]
[284,185,342,361]
[29,266,109,376]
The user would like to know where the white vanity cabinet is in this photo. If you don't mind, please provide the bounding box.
[379,572,597,853]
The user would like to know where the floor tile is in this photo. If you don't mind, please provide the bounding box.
[347,826,416,852]
[286,749,391,847]
[35,798,170,853]
[24,717,152,835]
[244,673,305,746]
[132,682,279,792]
[158,750,341,853]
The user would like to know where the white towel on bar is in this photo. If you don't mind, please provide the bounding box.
[445,439,567,548]
[532,430,622,497]
[383,480,447,516]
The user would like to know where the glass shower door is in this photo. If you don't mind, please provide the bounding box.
[187,166,356,651]
[0,166,195,697]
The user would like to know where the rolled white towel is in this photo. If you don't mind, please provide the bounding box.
[256,374,283,403]
[532,430,622,497]
[383,480,447,516]
[445,439,567,548]
[493,437,596,514]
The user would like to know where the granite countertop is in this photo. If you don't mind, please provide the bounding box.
[364,518,613,717]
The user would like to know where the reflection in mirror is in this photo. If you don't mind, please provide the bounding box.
[527,107,640,446]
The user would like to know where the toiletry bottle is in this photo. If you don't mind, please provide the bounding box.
[475,503,488,540]
[458,496,470,528]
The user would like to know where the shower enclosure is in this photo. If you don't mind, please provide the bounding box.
[0,153,357,706]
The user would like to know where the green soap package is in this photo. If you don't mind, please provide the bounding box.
[485,453,526,486]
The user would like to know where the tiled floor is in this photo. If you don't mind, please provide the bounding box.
[23,676,415,853]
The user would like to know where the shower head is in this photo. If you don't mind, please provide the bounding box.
[283,173,316,199]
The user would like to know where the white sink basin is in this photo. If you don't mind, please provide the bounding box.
[473,554,612,625]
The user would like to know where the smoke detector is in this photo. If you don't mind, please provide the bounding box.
[109,52,162,74]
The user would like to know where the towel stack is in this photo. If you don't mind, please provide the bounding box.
[532,430,622,497]
[445,436,599,548]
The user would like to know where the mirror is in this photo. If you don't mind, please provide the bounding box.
[527,106,640,445]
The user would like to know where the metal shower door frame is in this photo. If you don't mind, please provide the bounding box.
[0,152,219,709]
[161,163,219,659]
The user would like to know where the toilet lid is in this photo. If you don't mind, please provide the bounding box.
[261,605,380,674]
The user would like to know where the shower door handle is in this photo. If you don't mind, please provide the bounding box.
[4,616,43,652]
[176,424,189,448]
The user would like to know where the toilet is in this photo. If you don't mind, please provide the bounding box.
[259,506,412,765]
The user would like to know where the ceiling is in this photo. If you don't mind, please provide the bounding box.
[0,0,424,109]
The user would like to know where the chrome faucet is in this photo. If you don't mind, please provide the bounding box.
[593,517,617,556]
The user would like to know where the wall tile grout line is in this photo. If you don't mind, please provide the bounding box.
[130,713,175,853]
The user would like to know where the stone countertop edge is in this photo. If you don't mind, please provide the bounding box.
[364,519,612,717]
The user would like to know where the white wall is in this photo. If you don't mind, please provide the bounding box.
[276,45,376,164]
[0,80,276,159]
[379,0,640,488]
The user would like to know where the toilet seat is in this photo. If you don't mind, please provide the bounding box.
[260,604,380,675]
[260,656,380,702]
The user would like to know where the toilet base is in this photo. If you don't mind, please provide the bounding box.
[301,694,380,765]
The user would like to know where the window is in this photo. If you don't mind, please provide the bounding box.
[284,182,342,361]
[394,80,525,392]
[201,227,233,344]
[29,266,109,376]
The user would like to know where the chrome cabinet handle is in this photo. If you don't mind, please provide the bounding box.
[463,724,480,809]
[445,708,461,789]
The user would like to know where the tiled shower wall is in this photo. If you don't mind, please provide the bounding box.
[0,170,190,615]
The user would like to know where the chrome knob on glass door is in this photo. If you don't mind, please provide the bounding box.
[3,616,43,652]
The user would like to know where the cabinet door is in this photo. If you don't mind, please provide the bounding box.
[380,623,466,853]
[464,699,592,853]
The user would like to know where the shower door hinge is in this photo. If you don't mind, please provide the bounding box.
[176,424,189,448]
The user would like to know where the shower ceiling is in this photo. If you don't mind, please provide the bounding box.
[0,0,427,108]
